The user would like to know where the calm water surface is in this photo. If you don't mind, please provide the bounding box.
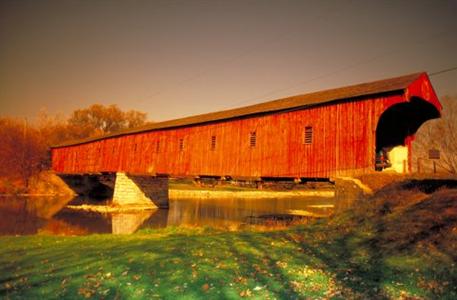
[0,194,334,235]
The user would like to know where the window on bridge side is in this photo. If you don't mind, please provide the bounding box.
[304,126,313,145]
[250,131,256,148]
[179,138,184,152]
[211,135,216,151]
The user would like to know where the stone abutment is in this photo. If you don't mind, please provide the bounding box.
[57,172,169,208]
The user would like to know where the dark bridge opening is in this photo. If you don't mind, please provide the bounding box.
[375,97,440,170]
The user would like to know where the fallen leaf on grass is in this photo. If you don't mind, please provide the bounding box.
[201,283,210,292]
[78,287,94,298]
[61,278,69,287]
[4,282,13,290]
[19,277,28,284]
[289,280,303,291]
[172,258,181,264]
[215,262,226,269]
[233,276,248,284]
[275,261,288,269]
[240,289,252,297]
[418,279,444,294]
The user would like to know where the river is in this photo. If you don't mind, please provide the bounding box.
[0,193,334,235]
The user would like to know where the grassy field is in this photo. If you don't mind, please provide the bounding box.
[1,179,456,299]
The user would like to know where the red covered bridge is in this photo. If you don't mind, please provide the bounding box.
[52,72,441,178]
[51,73,441,207]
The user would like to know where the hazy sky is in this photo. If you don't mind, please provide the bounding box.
[1,0,456,122]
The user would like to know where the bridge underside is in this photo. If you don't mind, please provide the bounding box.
[58,173,333,208]
[59,173,169,208]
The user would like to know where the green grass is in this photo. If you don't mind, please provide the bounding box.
[1,184,457,299]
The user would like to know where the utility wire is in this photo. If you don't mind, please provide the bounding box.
[226,29,454,109]
[144,9,335,100]
[429,66,457,76]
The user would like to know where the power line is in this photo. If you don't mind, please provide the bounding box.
[145,13,331,100]
[227,50,397,108]
[429,66,457,76]
[226,29,455,109]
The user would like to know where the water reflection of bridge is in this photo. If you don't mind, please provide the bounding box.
[0,195,335,235]
[49,209,167,234]
[0,196,163,235]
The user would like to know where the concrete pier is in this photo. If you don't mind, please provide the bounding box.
[112,173,169,208]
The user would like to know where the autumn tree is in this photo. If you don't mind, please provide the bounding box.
[36,110,75,146]
[413,95,457,174]
[35,105,150,169]
[67,104,148,139]
[0,105,150,192]
[0,118,47,188]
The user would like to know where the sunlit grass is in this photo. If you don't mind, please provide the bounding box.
[1,227,455,299]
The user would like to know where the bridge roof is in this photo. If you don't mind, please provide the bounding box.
[53,72,425,148]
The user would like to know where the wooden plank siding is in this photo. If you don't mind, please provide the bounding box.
[51,73,441,178]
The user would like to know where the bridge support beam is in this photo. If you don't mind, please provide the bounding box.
[112,173,169,208]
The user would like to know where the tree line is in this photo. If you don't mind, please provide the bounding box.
[0,104,149,192]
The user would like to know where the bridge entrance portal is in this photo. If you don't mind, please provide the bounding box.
[375,97,440,173]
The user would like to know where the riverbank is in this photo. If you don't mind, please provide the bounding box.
[0,171,75,196]
[1,178,456,299]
